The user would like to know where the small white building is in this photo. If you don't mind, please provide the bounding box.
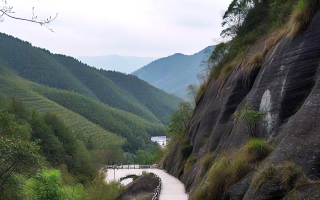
[151,136,167,146]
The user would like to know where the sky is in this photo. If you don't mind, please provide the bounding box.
[1,0,232,58]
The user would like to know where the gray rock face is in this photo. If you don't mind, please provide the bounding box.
[164,10,320,200]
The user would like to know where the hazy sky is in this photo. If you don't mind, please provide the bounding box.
[1,0,232,58]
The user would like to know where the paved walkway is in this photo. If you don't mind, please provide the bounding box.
[105,168,188,200]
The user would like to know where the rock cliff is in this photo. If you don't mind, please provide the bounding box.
[163,7,320,200]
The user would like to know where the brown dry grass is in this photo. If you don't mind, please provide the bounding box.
[253,161,311,193]
[288,0,318,38]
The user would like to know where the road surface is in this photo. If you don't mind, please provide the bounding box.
[105,168,188,200]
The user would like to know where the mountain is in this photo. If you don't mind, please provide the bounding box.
[132,46,214,100]
[0,33,181,199]
[162,1,320,200]
[78,55,158,74]
[0,33,181,151]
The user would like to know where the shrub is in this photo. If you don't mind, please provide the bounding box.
[234,107,265,137]
[247,139,273,162]
[234,107,265,123]
[22,170,72,200]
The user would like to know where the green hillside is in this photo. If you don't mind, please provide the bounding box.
[132,46,214,99]
[0,67,126,149]
[99,70,181,124]
[0,33,181,124]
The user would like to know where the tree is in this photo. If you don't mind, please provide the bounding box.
[168,102,193,139]
[22,170,71,200]
[0,0,57,32]
[221,0,258,38]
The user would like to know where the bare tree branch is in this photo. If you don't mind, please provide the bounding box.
[0,1,58,32]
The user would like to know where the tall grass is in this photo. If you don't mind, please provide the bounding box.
[253,162,310,193]
[185,155,197,172]
[289,0,313,37]
[247,139,273,162]
[193,139,273,199]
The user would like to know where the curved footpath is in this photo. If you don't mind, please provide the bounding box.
[105,168,188,200]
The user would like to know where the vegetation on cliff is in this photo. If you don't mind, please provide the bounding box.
[163,0,320,199]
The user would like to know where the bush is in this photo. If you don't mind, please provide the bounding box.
[22,170,74,200]
[247,139,273,161]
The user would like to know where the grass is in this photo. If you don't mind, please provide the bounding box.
[191,138,273,199]
[185,155,197,172]
[281,161,308,190]
[289,0,313,38]
[247,139,274,162]
[249,53,263,68]
[253,162,310,193]
[253,165,277,192]
[199,152,217,176]
[193,153,251,200]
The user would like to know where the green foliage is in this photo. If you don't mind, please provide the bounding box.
[235,107,265,123]
[193,154,251,200]
[192,139,273,199]
[168,102,193,140]
[85,173,124,200]
[221,0,256,38]
[100,70,181,124]
[0,31,180,128]
[290,0,314,37]
[40,88,166,151]
[250,53,263,67]
[208,0,308,81]
[22,170,71,200]
[235,107,265,137]
[247,139,273,161]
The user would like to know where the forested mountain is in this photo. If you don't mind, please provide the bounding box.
[0,32,183,155]
[78,55,158,74]
[132,46,214,99]
[0,33,180,125]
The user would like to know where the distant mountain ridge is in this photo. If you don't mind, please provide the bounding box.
[78,54,158,74]
[132,46,214,100]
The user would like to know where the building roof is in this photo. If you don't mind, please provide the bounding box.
[151,136,166,141]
